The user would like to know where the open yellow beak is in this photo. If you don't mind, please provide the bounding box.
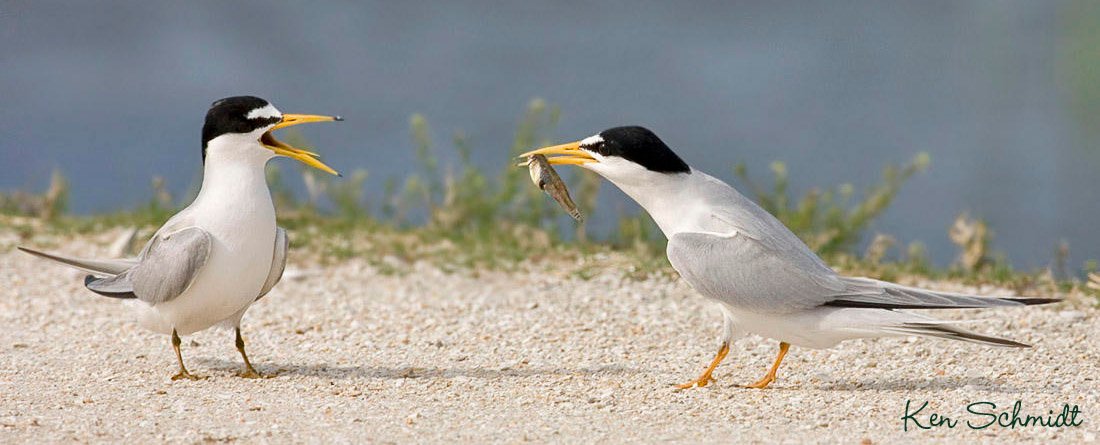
[519,141,597,166]
[262,113,343,176]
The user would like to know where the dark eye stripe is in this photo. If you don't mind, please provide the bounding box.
[581,141,604,152]
[251,116,282,127]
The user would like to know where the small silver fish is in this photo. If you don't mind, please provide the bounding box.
[526,154,583,221]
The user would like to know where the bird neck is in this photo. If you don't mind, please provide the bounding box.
[606,168,724,237]
[194,141,274,210]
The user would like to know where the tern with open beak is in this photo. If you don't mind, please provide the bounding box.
[522,126,1057,389]
[19,96,342,380]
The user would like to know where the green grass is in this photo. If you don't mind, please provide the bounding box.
[1,99,1096,299]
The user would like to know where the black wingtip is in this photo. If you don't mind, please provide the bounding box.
[825,296,1064,310]
[83,274,137,299]
[824,300,969,309]
[1004,297,1062,306]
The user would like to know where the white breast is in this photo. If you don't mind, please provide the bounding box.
[135,141,277,335]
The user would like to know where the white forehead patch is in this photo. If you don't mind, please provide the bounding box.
[580,134,604,147]
[246,104,282,120]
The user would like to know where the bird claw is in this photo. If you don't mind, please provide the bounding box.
[171,371,205,381]
[236,369,272,379]
[673,375,716,390]
[739,375,775,389]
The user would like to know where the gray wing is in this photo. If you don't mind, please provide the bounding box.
[695,173,836,273]
[668,231,1058,313]
[667,231,846,314]
[84,227,212,304]
[671,174,1059,312]
[256,227,288,300]
[664,176,849,313]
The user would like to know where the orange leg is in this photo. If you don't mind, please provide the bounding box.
[741,342,789,389]
[675,342,730,389]
[234,328,267,379]
[170,329,204,381]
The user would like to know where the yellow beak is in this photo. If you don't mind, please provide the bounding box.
[519,141,597,166]
[262,113,343,176]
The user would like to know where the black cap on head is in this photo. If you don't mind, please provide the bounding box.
[201,96,281,162]
[586,126,690,173]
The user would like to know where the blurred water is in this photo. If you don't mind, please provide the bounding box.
[1,1,1097,269]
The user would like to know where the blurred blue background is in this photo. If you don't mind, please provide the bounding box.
[1,1,1097,268]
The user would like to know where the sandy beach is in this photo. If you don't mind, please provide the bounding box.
[1,227,1096,444]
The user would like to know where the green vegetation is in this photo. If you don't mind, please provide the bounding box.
[0,169,68,221]
[1,100,1095,300]
[734,153,930,256]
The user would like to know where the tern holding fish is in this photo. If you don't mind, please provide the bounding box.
[521,126,1057,389]
[19,96,343,380]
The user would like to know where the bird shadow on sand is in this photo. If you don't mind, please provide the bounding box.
[195,358,641,381]
[812,376,1024,393]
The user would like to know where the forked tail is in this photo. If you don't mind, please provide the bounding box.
[882,321,1030,348]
